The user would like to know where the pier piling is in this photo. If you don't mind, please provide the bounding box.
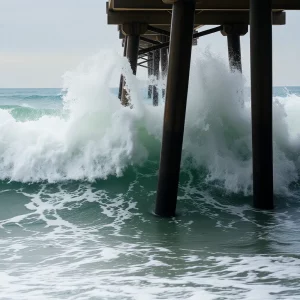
[153,49,160,106]
[250,0,274,209]
[155,0,196,217]
[148,52,153,99]
[121,23,147,106]
[118,37,127,100]
[160,36,169,98]
[222,25,248,72]
[227,34,241,72]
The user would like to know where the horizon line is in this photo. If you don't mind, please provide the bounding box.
[0,86,299,89]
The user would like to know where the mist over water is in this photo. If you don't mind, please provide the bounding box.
[1,50,300,299]
[1,51,300,194]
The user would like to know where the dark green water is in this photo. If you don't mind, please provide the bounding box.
[1,74,300,298]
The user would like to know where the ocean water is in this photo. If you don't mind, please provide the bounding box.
[1,51,300,299]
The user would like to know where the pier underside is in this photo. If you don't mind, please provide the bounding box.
[107,0,299,217]
[108,10,286,25]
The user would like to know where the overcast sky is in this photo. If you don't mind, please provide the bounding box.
[0,0,299,88]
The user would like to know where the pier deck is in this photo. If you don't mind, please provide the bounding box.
[108,0,300,10]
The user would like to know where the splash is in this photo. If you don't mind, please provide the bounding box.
[0,50,299,196]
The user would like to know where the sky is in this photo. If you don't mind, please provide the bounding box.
[0,0,299,88]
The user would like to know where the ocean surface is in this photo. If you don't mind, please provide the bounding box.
[1,52,300,299]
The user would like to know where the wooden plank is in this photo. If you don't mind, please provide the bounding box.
[109,0,300,10]
[108,11,286,25]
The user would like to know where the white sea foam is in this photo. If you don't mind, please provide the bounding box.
[0,178,299,300]
[0,50,299,194]
[1,50,300,300]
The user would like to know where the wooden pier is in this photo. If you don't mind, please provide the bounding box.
[107,0,300,217]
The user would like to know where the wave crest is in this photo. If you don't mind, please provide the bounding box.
[0,51,299,196]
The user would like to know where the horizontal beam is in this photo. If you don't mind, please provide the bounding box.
[109,0,300,10]
[140,36,161,45]
[193,25,223,39]
[108,11,286,25]
[138,26,222,56]
[147,25,170,36]
[118,25,171,36]
[138,59,152,66]
[138,64,150,69]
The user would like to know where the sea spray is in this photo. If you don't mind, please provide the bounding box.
[1,52,300,300]
[183,49,300,195]
[0,53,149,182]
[0,50,298,195]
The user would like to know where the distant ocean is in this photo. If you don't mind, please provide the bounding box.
[1,52,300,299]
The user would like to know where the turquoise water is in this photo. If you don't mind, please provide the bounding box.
[1,53,300,299]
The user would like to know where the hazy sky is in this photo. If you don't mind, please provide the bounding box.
[0,0,299,87]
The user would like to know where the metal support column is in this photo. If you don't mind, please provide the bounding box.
[148,52,153,99]
[118,37,127,99]
[160,35,169,98]
[121,23,147,106]
[153,49,160,106]
[227,34,242,72]
[155,0,196,217]
[222,25,248,72]
[250,0,274,209]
